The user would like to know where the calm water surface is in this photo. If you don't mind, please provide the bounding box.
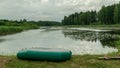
[0,27,119,55]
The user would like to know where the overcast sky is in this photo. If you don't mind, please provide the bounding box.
[0,0,119,22]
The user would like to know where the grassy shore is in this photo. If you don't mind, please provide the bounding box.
[63,25,120,29]
[0,55,119,68]
[0,26,39,36]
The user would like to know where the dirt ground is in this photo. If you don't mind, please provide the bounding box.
[0,57,12,68]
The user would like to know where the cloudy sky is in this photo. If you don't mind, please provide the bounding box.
[0,0,119,22]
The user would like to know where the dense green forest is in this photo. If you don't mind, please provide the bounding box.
[62,2,120,25]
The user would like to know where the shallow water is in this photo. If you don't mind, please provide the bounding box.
[0,27,119,55]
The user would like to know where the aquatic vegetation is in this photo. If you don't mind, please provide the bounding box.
[62,29,120,47]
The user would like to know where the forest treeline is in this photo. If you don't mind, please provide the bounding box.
[0,19,61,26]
[62,2,120,25]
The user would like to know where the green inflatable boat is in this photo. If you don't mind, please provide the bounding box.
[17,48,72,61]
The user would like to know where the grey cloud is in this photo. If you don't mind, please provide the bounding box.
[0,0,119,22]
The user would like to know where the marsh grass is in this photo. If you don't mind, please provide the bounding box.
[0,26,39,36]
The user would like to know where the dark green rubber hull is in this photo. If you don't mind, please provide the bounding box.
[17,48,72,61]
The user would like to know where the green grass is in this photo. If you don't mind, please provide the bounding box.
[114,40,120,52]
[0,26,39,36]
[0,55,119,68]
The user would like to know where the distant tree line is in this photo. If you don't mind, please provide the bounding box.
[36,21,61,26]
[0,19,61,26]
[62,2,120,25]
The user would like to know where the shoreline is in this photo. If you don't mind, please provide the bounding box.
[0,26,39,36]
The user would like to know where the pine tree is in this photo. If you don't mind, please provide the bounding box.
[114,3,120,24]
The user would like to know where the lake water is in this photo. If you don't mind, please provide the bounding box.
[0,27,119,55]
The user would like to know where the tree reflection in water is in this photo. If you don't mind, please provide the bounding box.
[0,39,5,42]
[62,29,120,47]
